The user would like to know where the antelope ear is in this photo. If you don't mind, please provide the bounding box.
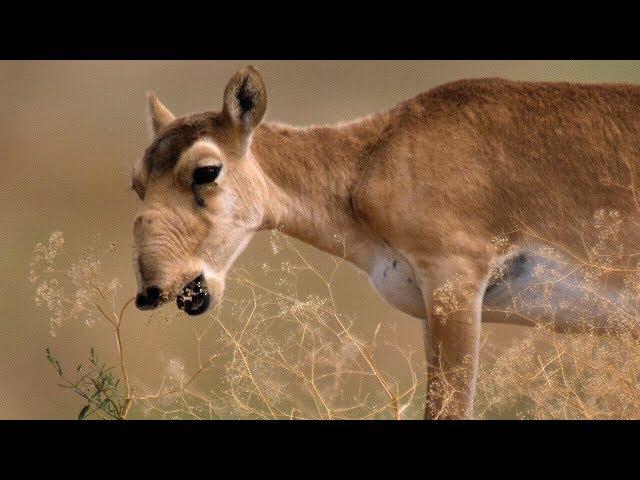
[147,91,176,136]
[222,66,267,131]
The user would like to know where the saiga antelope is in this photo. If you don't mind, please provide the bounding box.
[131,66,640,419]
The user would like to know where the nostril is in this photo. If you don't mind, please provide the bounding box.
[146,286,161,303]
[136,286,162,311]
[135,292,149,310]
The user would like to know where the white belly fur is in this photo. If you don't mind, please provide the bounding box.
[368,247,426,318]
[367,244,631,332]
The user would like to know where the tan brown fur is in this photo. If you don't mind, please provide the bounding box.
[132,67,640,419]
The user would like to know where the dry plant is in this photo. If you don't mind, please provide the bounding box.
[474,167,640,418]
[476,324,640,419]
[31,189,640,419]
[473,207,640,419]
[31,231,424,420]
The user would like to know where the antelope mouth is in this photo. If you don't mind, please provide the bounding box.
[176,273,210,316]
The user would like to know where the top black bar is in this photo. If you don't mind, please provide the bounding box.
[3,14,640,60]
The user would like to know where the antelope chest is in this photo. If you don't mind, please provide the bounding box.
[367,248,426,319]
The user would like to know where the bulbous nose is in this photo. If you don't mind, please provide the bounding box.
[135,285,162,311]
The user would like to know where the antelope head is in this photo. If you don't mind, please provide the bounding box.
[131,66,269,315]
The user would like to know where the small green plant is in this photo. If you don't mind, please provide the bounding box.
[46,346,126,420]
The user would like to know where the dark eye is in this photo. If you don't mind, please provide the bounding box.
[192,165,222,186]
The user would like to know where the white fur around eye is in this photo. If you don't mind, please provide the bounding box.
[176,139,225,179]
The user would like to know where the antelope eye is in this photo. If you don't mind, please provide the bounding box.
[192,165,222,186]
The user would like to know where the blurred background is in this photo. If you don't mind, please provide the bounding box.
[2,61,640,419]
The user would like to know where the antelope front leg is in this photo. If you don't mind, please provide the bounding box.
[417,264,485,419]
